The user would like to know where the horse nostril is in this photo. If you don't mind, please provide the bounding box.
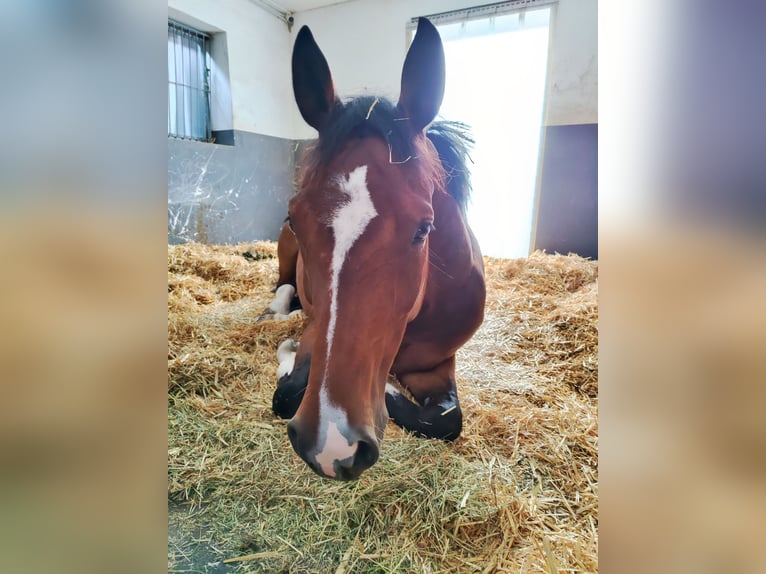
[334,438,379,481]
[286,419,299,449]
[354,438,379,471]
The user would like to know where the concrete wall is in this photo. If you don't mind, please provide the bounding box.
[168,131,297,244]
[168,0,296,243]
[534,123,598,259]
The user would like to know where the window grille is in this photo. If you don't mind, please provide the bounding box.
[408,0,557,29]
[168,20,211,141]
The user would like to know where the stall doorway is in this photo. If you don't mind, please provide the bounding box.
[435,8,551,258]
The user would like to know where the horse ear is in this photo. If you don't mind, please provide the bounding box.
[398,18,445,132]
[292,26,337,131]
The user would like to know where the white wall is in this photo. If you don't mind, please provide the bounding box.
[545,0,597,125]
[291,0,474,139]
[169,0,293,138]
[291,0,597,138]
[167,0,597,139]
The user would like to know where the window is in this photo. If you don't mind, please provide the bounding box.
[168,20,211,141]
[409,2,554,258]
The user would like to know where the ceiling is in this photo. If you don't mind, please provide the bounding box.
[265,0,355,15]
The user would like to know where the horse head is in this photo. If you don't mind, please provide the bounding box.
[283,19,447,480]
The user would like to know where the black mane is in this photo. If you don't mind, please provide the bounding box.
[426,120,474,214]
[312,96,474,213]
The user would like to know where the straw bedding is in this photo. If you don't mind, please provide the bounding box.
[168,242,598,573]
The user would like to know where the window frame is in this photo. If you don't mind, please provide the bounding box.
[168,19,212,142]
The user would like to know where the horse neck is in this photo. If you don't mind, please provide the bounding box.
[429,189,482,277]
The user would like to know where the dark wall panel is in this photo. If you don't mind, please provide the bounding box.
[534,123,598,260]
[168,130,298,244]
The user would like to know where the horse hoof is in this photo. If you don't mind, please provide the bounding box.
[256,309,275,322]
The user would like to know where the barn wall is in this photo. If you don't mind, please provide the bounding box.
[534,0,598,259]
[293,0,598,259]
[168,0,293,137]
[167,0,296,244]
[168,133,296,245]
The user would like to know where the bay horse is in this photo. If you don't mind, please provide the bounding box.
[268,18,486,480]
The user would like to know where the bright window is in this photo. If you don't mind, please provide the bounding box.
[168,20,211,141]
[412,4,552,258]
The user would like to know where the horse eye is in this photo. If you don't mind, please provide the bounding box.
[286,216,296,234]
[413,222,434,244]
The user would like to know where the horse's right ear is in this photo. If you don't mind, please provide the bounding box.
[292,26,337,132]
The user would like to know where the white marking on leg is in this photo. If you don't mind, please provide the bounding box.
[272,309,302,321]
[269,284,295,315]
[385,382,401,397]
[276,339,298,378]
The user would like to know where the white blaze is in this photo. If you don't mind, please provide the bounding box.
[324,165,378,366]
[313,164,377,476]
[314,393,357,478]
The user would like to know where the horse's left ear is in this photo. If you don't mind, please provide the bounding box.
[398,18,446,132]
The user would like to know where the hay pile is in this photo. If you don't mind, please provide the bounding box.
[168,243,598,573]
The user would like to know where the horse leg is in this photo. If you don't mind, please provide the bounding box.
[386,356,462,441]
[276,219,299,290]
[258,221,301,321]
[272,322,315,419]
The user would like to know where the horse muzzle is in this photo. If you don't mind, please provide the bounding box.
[286,416,380,481]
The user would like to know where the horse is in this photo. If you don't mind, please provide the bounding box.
[267,18,486,480]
